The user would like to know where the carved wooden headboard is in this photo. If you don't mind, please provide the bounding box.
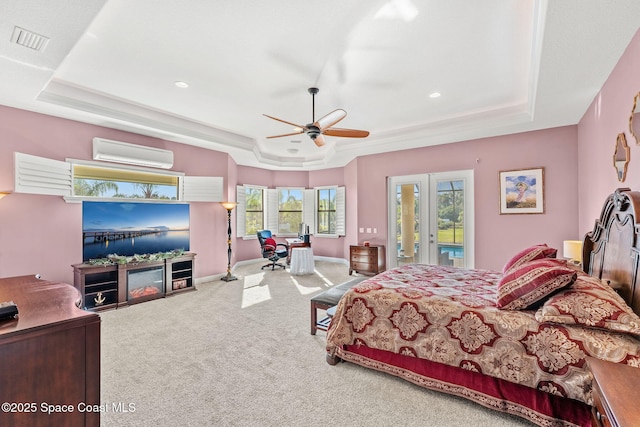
[583,187,640,315]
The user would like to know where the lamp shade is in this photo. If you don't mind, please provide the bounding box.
[563,240,583,262]
[220,201,237,211]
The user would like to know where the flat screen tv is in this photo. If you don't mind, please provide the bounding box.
[82,201,190,262]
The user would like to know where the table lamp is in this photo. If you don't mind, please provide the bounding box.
[563,240,583,266]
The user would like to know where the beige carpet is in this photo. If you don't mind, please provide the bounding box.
[100,260,533,426]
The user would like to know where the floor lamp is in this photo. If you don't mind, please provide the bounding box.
[220,202,238,282]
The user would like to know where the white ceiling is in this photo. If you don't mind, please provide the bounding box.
[1,0,639,170]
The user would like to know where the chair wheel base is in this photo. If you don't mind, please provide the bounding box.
[261,262,286,271]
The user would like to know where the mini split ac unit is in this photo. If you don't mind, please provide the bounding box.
[92,138,174,169]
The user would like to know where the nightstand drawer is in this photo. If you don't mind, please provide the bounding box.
[351,253,376,262]
[588,357,640,427]
[591,380,612,427]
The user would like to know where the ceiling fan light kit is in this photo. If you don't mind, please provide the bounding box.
[264,87,369,147]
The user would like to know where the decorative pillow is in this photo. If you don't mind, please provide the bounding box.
[502,244,557,274]
[497,259,576,310]
[535,274,640,335]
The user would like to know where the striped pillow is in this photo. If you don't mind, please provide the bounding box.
[502,244,557,274]
[497,259,576,310]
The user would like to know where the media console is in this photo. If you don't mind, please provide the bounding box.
[72,252,196,311]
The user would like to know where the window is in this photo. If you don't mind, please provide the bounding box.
[317,187,336,234]
[235,184,344,239]
[277,188,303,235]
[14,152,222,202]
[73,164,179,199]
[244,186,264,236]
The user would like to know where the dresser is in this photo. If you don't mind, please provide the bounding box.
[588,356,640,427]
[349,245,386,275]
[0,275,101,427]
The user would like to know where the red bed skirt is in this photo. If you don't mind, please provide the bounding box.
[337,344,592,427]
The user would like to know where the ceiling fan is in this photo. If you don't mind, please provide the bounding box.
[263,87,369,147]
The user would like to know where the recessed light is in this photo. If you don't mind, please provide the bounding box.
[429,92,441,98]
[174,81,189,88]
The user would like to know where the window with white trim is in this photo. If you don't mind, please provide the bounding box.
[236,185,266,238]
[317,187,337,234]
[277,188,303,235]
[73,164,179,199]
[14,152,222,202]
[245,186,265,236]
[236,184,345,238]
[315,186,345,237]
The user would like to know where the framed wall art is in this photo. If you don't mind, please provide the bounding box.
[499,167,545,214]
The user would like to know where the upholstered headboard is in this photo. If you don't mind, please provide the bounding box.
[583,188,640,315]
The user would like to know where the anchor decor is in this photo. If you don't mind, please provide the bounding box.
[94,292,106,306]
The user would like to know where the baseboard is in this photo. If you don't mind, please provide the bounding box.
[195,274,224,285]
[314,256,349,266]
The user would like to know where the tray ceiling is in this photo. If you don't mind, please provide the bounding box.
[1,0,639,170]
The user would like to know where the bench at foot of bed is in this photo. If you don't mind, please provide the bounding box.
[310,276,366,335]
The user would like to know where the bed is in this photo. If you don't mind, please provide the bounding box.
[326,188,640,427]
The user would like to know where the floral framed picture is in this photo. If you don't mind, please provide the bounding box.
[499,167,545,214]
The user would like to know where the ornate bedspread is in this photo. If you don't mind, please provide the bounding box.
[326,264,640,405]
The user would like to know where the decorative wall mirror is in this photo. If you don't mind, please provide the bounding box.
[630,92,640,144]
[614,133,630,182]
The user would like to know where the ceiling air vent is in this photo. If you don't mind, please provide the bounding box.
[11,26,50,52]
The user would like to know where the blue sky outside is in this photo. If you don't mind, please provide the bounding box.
[279,188,303,205]
[83,201,189,231]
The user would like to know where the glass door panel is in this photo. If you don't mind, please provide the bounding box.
[434,179,465,267]
[389,170,474,269]
[396,183,420,266]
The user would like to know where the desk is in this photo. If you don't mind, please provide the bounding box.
[286,238,310,264]
[290,247,315,275]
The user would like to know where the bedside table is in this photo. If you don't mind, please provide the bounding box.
[349,245,386,275]
[588,357,640,427]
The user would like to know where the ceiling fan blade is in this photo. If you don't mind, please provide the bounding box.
[323,128,370,138]
[263,114,306,130]
[313,134,326,147]
[266,131,304,139]
[315,109,346,130]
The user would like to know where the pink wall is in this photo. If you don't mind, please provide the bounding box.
[577,28,640,234]
[233,165,348,261]
[4,25,638,281]
[353,126,579,271]
[0,106,230,283]
[0,105,580,283]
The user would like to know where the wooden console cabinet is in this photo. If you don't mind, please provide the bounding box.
[349,245,386,275]
[0,275,100,427]
[72,252,196,311]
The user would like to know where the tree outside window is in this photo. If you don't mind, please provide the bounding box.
[245,187,264,235]
[73,164,178,199]
[278,188,303,235]
[317,188,336,234]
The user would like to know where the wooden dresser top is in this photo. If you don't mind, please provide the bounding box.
[0,274,98,337]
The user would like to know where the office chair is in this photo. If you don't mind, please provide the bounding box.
[257,230,289,270]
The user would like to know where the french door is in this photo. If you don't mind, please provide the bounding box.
[387,170,474,269]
